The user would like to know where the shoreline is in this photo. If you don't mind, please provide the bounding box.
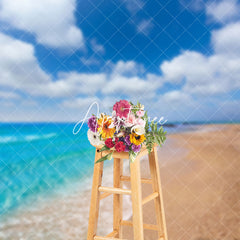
[0,124,239,239]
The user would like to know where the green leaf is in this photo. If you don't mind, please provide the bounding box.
[95,152,113,163]
[99,145,110,152]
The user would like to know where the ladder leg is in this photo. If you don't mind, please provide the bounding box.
[149,147,168,240]
[87,150,104,240]
[130,156,144,240]
[113,158,123,238]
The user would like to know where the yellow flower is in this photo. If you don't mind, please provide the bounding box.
[97,114,115,139]
[129,132,146,145]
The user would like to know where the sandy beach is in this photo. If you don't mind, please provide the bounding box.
[0,124,239,240]
[122,124,240,240]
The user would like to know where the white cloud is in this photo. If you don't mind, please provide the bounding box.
[0,0,84,49]
[112,60,145,76]
[0,32,50,92]
[137,19,154,36]
[212,22,240,56]
[160,21,240,95]
[206,0,240,23]
[0,32,107,98]
[90,39,105,54]
[161,51,208,84]
[46,72,106,97]
[102,75,162,97]
[0,34,163,100]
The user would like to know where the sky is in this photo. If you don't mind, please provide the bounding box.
[0,0,240,123]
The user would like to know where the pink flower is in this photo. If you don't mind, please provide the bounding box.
[125,113,136,127]
[113,100,131,118]
[136,110,144,117]
[136,118,146,127]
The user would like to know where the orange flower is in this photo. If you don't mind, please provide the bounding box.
[97,114,115,139]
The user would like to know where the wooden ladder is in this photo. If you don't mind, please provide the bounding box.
[87,145,168,240]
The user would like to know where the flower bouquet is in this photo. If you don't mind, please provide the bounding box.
[87,100,166,163]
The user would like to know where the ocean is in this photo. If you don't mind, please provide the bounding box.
[0,122,201,239]
[0,123,96,217]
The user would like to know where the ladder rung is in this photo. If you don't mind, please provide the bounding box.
[105,230,118,237]
[94,236,126,240]
[121,220,159,231]
[120,176,152,184]
[142,192,159,205]
[98,186,131,195]
[100,192,112,200]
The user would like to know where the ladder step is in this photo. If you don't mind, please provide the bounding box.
[142,192,159,205]
[121,220,159,231]
[98,186,131,195]
[94,236,126,240]
[99,192,112,200]
[120,176,152,184]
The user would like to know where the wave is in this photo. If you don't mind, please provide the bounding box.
[0,133,56,144]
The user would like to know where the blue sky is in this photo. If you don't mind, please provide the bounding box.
[0,0,240,122]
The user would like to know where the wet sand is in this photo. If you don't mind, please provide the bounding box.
[0,124,239,240]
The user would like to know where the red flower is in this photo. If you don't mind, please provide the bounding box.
[115,141,125,152]
[105,138,115,148]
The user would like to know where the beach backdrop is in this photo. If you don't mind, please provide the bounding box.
[0,122,239,240]
[0,0,240,239]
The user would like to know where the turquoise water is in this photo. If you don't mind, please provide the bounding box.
[0,123,95,216]
[0,122,199,217]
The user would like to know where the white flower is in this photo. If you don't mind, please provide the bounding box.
[87,130,103,146]
[131,125,145,135]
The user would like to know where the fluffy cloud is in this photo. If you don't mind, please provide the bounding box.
[102,74,162,97]
[206,0,240,23]
[0,33,50,92]
[0,33,163,101]
[160,21,240,95]
[45,72,106,97]
[0,0,84,49]
[212,22,240,56]
[112,60,145,76]
[0,32,107,98]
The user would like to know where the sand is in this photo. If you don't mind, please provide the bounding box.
[122,124,240,240]
[0,124,239,240]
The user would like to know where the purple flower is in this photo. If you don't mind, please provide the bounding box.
[88,115,98,132]
[124,135,131,146]
[124,145,130,152]
[131,144,141,153]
